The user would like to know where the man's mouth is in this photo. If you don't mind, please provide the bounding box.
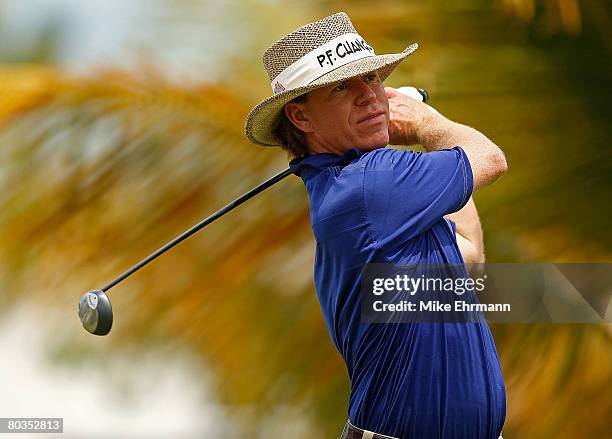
[358,110,385,124]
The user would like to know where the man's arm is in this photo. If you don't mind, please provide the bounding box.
[445,198,485,264]
[386,87,505,262]
[386,87,507,191]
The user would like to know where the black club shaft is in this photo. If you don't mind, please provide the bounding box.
[100,167,293,292]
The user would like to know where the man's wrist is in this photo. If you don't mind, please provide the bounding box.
[416,112,451,151]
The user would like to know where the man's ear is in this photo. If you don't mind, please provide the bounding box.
[284,102,313,133]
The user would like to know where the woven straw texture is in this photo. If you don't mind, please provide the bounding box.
[262,13,357,81]
[245,12,418,146]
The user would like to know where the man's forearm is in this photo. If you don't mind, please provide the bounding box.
[386,87,507,191]
[445,198,485,264]
[416,113,507,191]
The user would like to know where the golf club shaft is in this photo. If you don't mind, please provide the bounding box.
[99,87,429,293]
[100,167,293,292]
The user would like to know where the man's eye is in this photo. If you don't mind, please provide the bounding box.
[365,73,379,82]
[334,83,348,91]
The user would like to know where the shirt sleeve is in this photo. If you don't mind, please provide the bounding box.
[363,146,473,251]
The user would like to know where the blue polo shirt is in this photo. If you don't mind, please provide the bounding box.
[289,146,505,439]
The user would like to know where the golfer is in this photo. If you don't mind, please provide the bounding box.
[246,12,507,439]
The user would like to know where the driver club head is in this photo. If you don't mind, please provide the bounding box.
[78,290,113,336]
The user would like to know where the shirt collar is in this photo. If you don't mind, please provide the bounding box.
[289,148,367,178]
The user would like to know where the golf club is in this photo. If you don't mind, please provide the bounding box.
[78,87,429,336]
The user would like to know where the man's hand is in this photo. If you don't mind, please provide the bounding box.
[386,87,432,146]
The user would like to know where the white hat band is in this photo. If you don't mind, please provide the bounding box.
[271,32,376,94]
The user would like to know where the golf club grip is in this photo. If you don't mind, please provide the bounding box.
[100,167,293,292]
[417,88,428,103]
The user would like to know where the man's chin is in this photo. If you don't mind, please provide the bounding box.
[361,133,389,151]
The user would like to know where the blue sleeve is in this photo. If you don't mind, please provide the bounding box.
[363,146,473,250]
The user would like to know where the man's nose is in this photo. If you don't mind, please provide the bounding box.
[354,79,377,105]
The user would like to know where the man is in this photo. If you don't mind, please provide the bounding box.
[245,12,507,439]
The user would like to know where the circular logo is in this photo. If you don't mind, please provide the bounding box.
[87,293,98,309]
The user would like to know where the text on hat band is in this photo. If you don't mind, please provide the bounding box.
[271,32,375,94]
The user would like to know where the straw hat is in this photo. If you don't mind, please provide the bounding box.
[244,12,418,146]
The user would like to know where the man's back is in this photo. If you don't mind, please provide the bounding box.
[290,146,506,438]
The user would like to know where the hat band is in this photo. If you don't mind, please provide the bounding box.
[271,32,376,94]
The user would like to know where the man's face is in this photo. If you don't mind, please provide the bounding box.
[288,71,390,154]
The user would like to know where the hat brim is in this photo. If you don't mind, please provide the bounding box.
[245,43,418,147]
